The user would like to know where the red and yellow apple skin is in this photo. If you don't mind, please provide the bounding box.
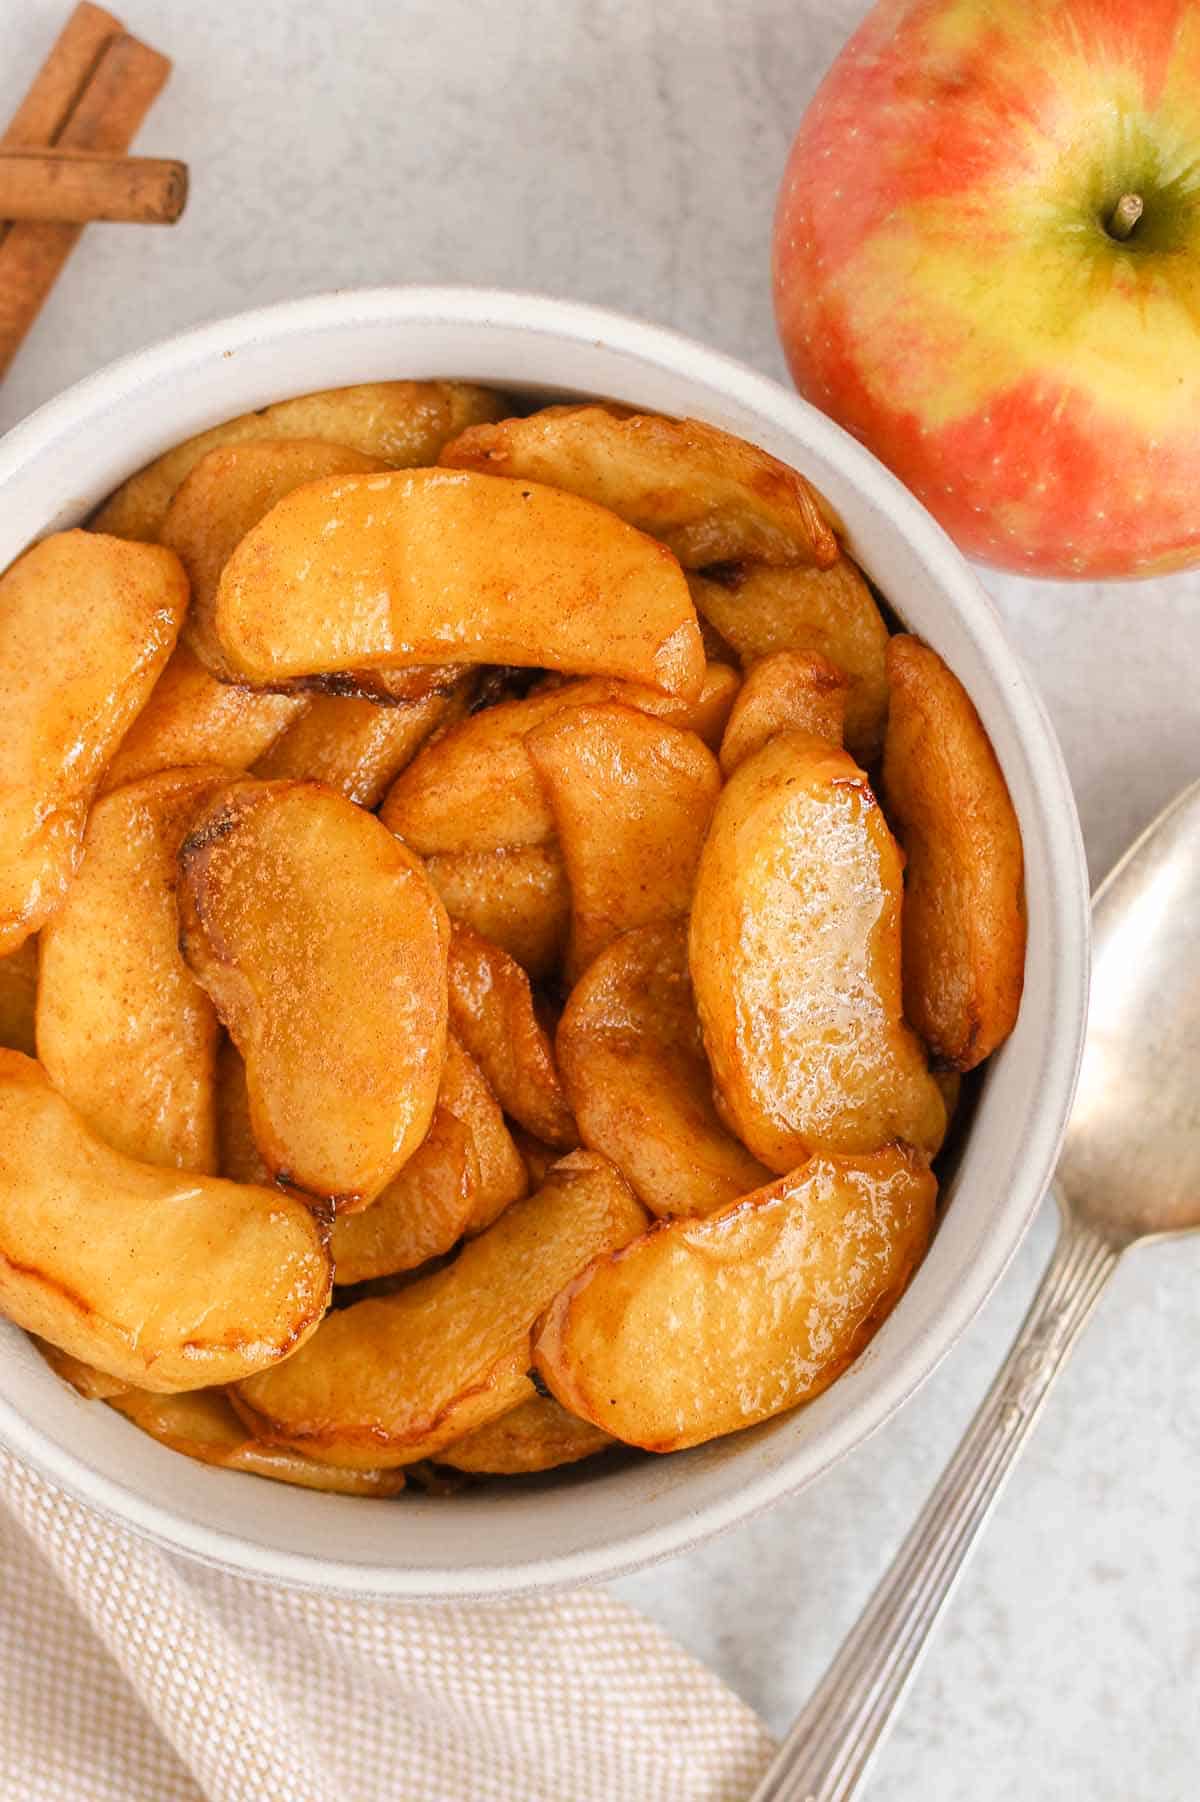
[773,0,1200,580]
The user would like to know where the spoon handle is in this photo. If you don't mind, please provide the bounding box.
[748,1211,1119,1802]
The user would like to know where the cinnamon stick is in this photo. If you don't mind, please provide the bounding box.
[1,3,122,150]
[0,31,170,378]
[0,149,187,225]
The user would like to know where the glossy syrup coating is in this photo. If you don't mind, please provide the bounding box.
[534,1145,936,1451]
[689,731,947,1171]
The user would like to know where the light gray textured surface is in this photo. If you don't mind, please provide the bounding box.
[1,2,1196,1796]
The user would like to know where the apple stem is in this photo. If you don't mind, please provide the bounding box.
[1107,193,1144,241]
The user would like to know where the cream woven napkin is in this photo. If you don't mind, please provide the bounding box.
[0,1444,774,1801]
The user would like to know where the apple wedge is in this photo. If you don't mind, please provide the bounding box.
[424,846,569,979]
[0,532,186,955]
[212,469,704,697]
[526,703,721,979]
[38,767,230,1171]
[253,683,469,808]
[534,1145,936,1450]
[689,558,889,761]
[440,405,838,568]
[329,1108,476,1285]
[0,1051,331,1391]
[235,1150,647,1468]
[216,1040,270,1186]
[689,732,946,1169]
[882,635,1025,1070]
[34,1339,131,1401]
[0,940,36,1056]
[439,1034,528,1232]
[446,924,577,1148]
[718,649,847,774]
[437,1394,612,1475]
[101,646,308,792]
[558,923,771,1217]
[382,665,736,858]
[179,780,449,1208]
[92,379,508,541]
[108,1387,407,1496]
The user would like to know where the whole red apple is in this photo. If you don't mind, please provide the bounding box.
[773,0,1200,579]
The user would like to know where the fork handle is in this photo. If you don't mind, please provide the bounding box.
[748,1211,1119,1802]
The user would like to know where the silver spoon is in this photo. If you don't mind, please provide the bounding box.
[750,777,1200,1802]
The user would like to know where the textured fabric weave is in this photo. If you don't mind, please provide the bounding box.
[0,1445,774,1801]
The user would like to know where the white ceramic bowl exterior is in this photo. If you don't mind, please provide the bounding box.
[0,288,1089,1597]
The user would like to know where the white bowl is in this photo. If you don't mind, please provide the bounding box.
[0,287,1089,1598]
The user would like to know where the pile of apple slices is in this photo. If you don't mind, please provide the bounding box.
[0,384,1026,1491]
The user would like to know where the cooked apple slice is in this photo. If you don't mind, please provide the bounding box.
[690,732,946,1169]
[101,647,308,792]
[212,468,704,698]
[34,1338,131,1400]
[179,780,449,1207]
[236,1150,646,1468]
[718,650,847,774]
[330,1108,476,1285]
[109,1387,407,1495]
[0,532,186,954]
[446,924,577,1148]
[216,1040,270,1185]
[558,923,771,1217]
[424,846,569,979]
[689,558,889,761]
[92,379,509,540]
[882,635,1025,1070]
[527,703,721,979]
[38,767,230,1171]
[253,682,470,808]
[439,1034,528,1232]
[511,1128,559,1191]
[440,405,838,568]
[0,939,37,1055]
[535,1145,936,1450]
[382,665,736,856]
[438,1395,612,1475]
[0,1052,331,1391]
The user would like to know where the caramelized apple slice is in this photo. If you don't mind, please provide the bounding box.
[0,1052,331,1391]
[101,646,307,792]
[179,780,449,1207]
[440,405,838,568]
[535,1145,936,1450]
[438,1035,528,1232]
[109,1387,406,1495]
[527,703,721,979]
[92,379,508,540]
[882,636,1026,1070]
[382,665,736,857]
[446,924,577,1148]
[235,1151,646,1468]
[38,767,229,1171]
[330,1108,476,1285]
[253,682,470,808]
[216,1040,270,1185]
[0,532,185,954]
[213,469,704,697]
[718,650,847,773]
[425,846,569,979]
[689,733,946,1169]
[0,940,37,1055]
[558,923,771,1217]
[689,558,889,760]
[34,1339,131,1400]
[438,1395,612,1475]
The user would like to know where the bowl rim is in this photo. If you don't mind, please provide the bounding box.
[0,284,1090,1596]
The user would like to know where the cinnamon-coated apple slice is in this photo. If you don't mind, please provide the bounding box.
[437,1394,612,1476]
[438,1035,529,1232]
[37,767,230,1172]
[424,845,570,980]
[0,1052,331,1392]
[101,646,308,793]
[718,649,847,773]
[526,703,721,980]
[382,665,736,857]
[446,924,577,1148]
[882,635,1025,1070]
[234,1151,647,1469]
[689,732,947,1170]
[440,405,838,568]
[0,532,186,955]
[534,1145,936,1451]
[179,779,449,1208]
[558,923,771,1218]
[689,558,889,761]
[0,940,37,1056]
[212,468,704,697]
[91,378,508,541]
[253,681,470,809]
[330,1108,476,1286]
